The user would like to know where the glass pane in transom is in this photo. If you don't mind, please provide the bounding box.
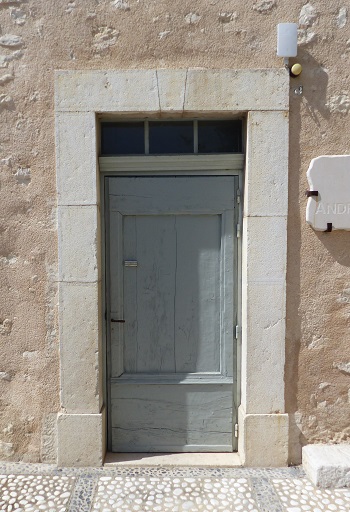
[198,120,242,153]
[149,121,193,154]
[101,122,144,155]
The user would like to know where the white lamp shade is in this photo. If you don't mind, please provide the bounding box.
[277,23,298,57]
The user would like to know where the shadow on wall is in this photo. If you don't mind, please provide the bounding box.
[296,49,330,125]
[315,230,350,267]
[285,48,329,465]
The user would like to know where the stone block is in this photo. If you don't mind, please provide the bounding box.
[184,69,289,113]
[56,112,98,206]
[245,111,289,217]
[241,216,287,415]
[242,216,287,283]
[55,70,159,112]
[41,413,58,464]
[58,205,100,282]
[303,444,350,488]
[241,281,286,414]
[57,410,105,467]
[59,282,102,413]
[157,69,187,111]
[238,406,289,467]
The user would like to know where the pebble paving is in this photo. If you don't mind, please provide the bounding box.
[272,478,350,512]
[0,464,349,511]
[92,475,259,511]
[0,474,74,511]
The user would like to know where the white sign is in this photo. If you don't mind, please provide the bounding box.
[306,155,350,231]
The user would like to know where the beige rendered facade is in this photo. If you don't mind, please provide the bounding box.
[0,1,350,467]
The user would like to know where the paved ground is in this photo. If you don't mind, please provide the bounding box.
[0,464,349,512]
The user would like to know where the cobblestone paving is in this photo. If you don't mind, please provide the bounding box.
[0,464,349,511]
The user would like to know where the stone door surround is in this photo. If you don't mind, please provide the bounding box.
[55,68,289,466]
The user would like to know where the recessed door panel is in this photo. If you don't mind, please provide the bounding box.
[111,385,233,452]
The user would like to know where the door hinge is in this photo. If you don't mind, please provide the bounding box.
[236,189,241,204]
[234,423,239,438]
[235,325,241,339]
[236,223,241,238]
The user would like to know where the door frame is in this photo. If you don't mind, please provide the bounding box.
[100,155,244,452]
[55,68,289,467]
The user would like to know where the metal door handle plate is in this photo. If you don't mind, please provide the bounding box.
[124,260,138,267]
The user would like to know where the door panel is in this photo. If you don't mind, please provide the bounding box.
[107,176,237,452]
[174,215,221,373]
[122,214,222,374]
[111,385,233,452]
[108,176,235,214]
[123,215,176,373]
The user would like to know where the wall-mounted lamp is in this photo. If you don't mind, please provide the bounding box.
[277,23,302,76]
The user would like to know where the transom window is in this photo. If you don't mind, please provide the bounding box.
[100,120,242,156]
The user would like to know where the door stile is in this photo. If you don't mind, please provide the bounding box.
[103,177,113,451]
[109,210,124,377]
[220,208,235,381]
[233,176,243,449]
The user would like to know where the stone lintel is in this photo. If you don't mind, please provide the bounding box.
[55,69,289,113]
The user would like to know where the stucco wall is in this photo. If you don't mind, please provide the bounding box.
[0,0,349,463]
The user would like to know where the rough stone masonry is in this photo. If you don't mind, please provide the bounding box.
[0,0,350,464]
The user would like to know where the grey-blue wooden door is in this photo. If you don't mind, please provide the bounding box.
[107,176,238,452]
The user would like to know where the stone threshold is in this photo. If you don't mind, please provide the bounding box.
[104,452,242,467]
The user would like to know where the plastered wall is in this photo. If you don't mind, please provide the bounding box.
[0,0,349,464]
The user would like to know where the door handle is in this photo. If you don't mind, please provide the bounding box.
[111,319,125,323]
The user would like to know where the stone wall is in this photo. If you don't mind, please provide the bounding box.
[0,0,349,463]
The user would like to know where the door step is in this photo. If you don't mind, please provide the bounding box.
[104,452,242,467]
